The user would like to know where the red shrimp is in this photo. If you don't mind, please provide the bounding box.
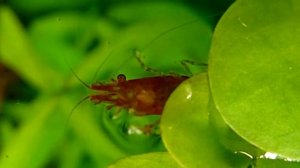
[88,74,188,116]
[69,56,207,134]
[70,54,206,119]
[69,71,189,135]
[69,19,208,134]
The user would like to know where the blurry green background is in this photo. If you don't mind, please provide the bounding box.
[0,0,232,167]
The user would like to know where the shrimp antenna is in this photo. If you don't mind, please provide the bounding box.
[91,42,113,82]
[64,57,91,89]
[69,67,91,89]
[63,59,92,127]
[65,95,90,127]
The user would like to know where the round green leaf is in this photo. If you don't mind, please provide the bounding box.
[108,152,181,168]
[161,73,251,167]
[209,0,300,159]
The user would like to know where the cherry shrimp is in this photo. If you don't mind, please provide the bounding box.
[70,20,208,134]
[72,52,198,117]
[70,51,207,135]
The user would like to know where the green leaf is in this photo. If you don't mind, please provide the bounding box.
[209,0,300,160]
[0,6,63,92]
[209,98,263,157]
[108,152,181,168]
[161,73,251,167]
[0,96,65,168]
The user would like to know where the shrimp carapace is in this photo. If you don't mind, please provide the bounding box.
[89,74,189,116]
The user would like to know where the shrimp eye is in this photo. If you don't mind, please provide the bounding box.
[117,74,126,82]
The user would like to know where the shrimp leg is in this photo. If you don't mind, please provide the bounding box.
[133,49,164,75]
